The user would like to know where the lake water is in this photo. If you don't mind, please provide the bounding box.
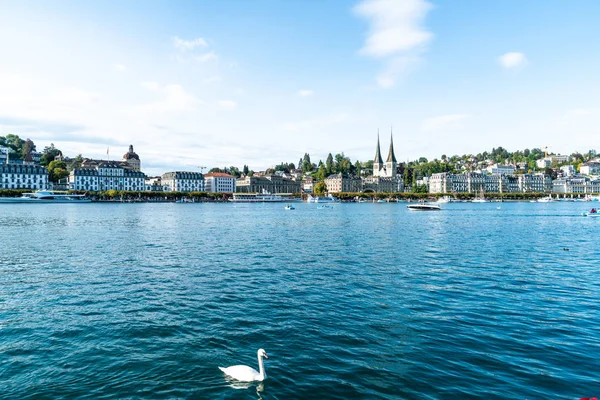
[1,201,599,399]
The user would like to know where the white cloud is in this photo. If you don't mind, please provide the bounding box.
[217,100,237,110]
[498,52,528,69]
[354,0,433,88]
[297,89,314,97]
[194,52,218,63]
[140,81,160,91]
[137,83,200,114]
[376,56,420,88]
[421,114,469,132]
[173,36,208,51]
[354,0,433,58]
[113,63,127,72]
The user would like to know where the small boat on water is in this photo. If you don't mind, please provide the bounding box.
[407,203,441,211]
[582,208,600,217]
[284,204,295,210]
[0,190,91,203]
[306,194,340,203]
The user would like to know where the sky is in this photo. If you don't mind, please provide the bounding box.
[0,0,599,175]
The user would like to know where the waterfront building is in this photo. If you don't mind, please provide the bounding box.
[145,176,170,192]
[205,172,236,193]
[552,176,600,194]
[161,171,205,192]
[302,177,314,194]
[0,164,49,190]
[122,145,141,171]
[0,146,10,164]
[325,173,363,193]
[69,162,146,191]
[580,162,600,176]
[236,174,301,194]
[429,172,552,194]
[518,173,552,193]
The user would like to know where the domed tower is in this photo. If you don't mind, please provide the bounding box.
[122,144,141,171]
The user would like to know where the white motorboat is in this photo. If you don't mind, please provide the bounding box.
[0,190,91,203]
[284,204,295,210]
[306,194,340,203]
[407,203,441,211]
[436,196,452,203]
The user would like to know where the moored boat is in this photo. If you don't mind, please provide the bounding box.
[0,190,91,203]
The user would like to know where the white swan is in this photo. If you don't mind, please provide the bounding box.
[219,349,269,382]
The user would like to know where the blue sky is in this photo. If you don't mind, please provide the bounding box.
[0,0,598,174]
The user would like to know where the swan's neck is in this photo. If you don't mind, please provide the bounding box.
[257,355,266,378]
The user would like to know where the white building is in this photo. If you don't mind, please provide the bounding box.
[580,162,600,176]
[486,164,515,175]
[429,172,552,194]
[161,171,205,192]
[553,177,600,194]
[145,176,169,192]
[69,162,146,191]
[0,146,10,164]
[0,164,49,190]
[560,165,575,177]
[536,158,552,169]
[204,172,236,193]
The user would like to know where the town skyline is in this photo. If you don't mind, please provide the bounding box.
[1,1,599,175]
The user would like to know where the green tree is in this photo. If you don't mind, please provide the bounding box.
[314,181,327,196]
[40,143,62,166]
[47,160,69,183]
[21,138,36,159]
[354,160,362,176]
[325,153,334,175]
[243,165,249,175]
[315,163,327,181]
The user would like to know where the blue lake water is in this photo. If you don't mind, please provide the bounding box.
[1,201,599,399]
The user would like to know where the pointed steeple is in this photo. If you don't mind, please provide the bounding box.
[374,130,383,164]
[386,128,397,163]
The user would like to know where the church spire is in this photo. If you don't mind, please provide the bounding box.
[386,128,397,163]
[374,130,383,164]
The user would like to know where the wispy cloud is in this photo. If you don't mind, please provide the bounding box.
[354,0,433,88]
[113,63,127,72]
[421,114,469,132]
[217,100,237,110]
[194,52,218,63]
[137,83,200,114]
[498,52,528,70]
[297,89,314,97]
[173,36,208,51]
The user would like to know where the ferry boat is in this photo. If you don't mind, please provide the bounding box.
[0,190,91,203]
[230,193,287,202]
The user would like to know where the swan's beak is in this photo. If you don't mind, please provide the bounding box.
[263,353,268,359]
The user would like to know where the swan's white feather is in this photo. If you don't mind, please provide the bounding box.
[219,365,264,382]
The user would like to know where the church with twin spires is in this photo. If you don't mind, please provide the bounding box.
[361,130,403,193]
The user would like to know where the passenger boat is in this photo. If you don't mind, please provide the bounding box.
[229,193,287,202]
[0,190,91,203]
